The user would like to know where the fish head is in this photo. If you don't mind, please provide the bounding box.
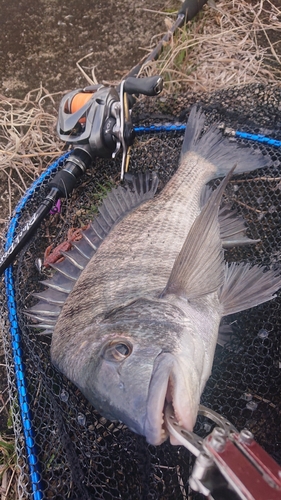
[52,297,207,446]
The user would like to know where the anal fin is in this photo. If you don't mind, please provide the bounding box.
[220,262,281,316]
[219,205,260,247]
[201,185,260,248]
[217,320,233,347]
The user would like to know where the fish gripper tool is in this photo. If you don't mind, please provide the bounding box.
[165,403,281,500]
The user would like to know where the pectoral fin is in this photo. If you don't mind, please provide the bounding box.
[162,168,234,300]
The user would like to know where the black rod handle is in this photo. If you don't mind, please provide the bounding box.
[0,147,93,276]
[0,188,59,275]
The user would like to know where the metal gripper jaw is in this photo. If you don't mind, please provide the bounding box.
[165,404,281,500]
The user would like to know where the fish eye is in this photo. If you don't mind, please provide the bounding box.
[103,340,133,362]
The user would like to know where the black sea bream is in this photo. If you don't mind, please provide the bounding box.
[28,107,281,445]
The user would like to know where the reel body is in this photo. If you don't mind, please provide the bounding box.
[57,76,163,176]
[58,85,121,158]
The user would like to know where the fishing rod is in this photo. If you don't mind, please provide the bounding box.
[127,0,209,77]
[0,0,208,276]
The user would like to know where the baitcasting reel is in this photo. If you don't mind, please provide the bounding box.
[0,75,163,275]
[57,75,163,180]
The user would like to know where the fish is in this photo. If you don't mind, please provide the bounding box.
[27,106,281,446]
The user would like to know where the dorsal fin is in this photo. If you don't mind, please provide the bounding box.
[102,170,159,224]
[25,171,159,334]
[81,171,159,248]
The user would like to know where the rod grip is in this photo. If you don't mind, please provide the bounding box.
[49,147,92,198]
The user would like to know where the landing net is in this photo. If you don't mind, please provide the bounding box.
[1,83,281,499]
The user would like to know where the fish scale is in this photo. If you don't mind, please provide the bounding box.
[55,155,216,334]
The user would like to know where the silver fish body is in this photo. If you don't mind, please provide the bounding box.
[28,107,281,445]
[54,151,217,331]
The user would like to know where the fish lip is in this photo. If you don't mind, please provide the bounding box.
[144,352,174,446]
[144,352,198,446]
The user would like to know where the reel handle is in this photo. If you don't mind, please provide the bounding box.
[123,76,163,96]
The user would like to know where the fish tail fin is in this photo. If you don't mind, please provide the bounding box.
[182,106,270,177]
[220,262,281,316]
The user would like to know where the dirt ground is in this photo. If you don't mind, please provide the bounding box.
[0,0,167,98]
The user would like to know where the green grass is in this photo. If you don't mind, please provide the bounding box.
[80,179,117,220]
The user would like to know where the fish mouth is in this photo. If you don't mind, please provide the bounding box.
[144,352,197,446]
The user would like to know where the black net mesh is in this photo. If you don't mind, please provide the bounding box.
[1,83,281,499]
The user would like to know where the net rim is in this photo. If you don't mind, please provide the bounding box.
[4,151,70,500]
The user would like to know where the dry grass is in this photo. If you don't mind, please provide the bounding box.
[0,86,64,223]
[140,0,281,91]
[0,434,18,500]
[0,0,280,217]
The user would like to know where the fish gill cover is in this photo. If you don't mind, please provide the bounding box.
[1,83,281,499]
